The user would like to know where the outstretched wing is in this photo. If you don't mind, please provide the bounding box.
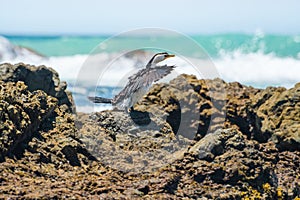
[113,65,175,104]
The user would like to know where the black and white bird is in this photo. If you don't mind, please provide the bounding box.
[88,52,175,112]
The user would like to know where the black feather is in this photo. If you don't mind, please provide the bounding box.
[88,96,112,104]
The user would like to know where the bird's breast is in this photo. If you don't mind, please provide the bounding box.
[128,86,149,107]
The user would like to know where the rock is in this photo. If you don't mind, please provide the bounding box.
[255,83,300,151]
[188,128,238,161]
[0,81,57,161]
[0,64,93,198]
[0,67,299,199]
[74,73,300,198]
[140,74,227,139]
[0,63,75,113]
[77,109,187,173]
[141,74,300,151]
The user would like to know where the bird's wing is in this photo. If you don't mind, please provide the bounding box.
[113,65,175,104]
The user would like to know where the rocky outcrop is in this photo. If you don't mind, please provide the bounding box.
[139,74,300,151]
[0,63,75,113]
[0,65,299,199]
[254,84,300,151]
[0,81,57,161]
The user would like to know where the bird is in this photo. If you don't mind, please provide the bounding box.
[88,52,175,112]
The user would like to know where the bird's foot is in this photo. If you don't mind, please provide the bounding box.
[127,106,135,113]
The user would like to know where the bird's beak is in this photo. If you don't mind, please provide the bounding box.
[165,54,175,59]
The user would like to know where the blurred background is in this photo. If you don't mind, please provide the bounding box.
[1,0,299,111]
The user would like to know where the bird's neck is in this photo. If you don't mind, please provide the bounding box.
[146,59,155,68]
[146,55,164,68]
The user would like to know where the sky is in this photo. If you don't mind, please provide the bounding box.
[1,0,300,35]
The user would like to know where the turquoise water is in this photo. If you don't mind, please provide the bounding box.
[5,34,300,58]
[4,35,107,56]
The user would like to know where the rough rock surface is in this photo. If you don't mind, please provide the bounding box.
[0,65,299,199]
[0,63,75,113]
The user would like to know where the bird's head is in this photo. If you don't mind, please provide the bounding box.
[146,52,175,67]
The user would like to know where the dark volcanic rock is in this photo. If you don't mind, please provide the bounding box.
[0,63,75,113]
[188,128,239,161]
[255,84,300,151]
[0,66,299,199]
[141,74,300,151]
[0,81,57,161]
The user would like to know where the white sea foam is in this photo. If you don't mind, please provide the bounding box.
[2,50,300,88]
[146,54,300,88]
[214,51,300,88]
[76,105,113,113]
[2,50,300,85]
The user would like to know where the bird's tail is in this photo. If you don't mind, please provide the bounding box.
[88,96,112,104]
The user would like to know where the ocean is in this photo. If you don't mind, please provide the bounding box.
[0,32,299,112]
